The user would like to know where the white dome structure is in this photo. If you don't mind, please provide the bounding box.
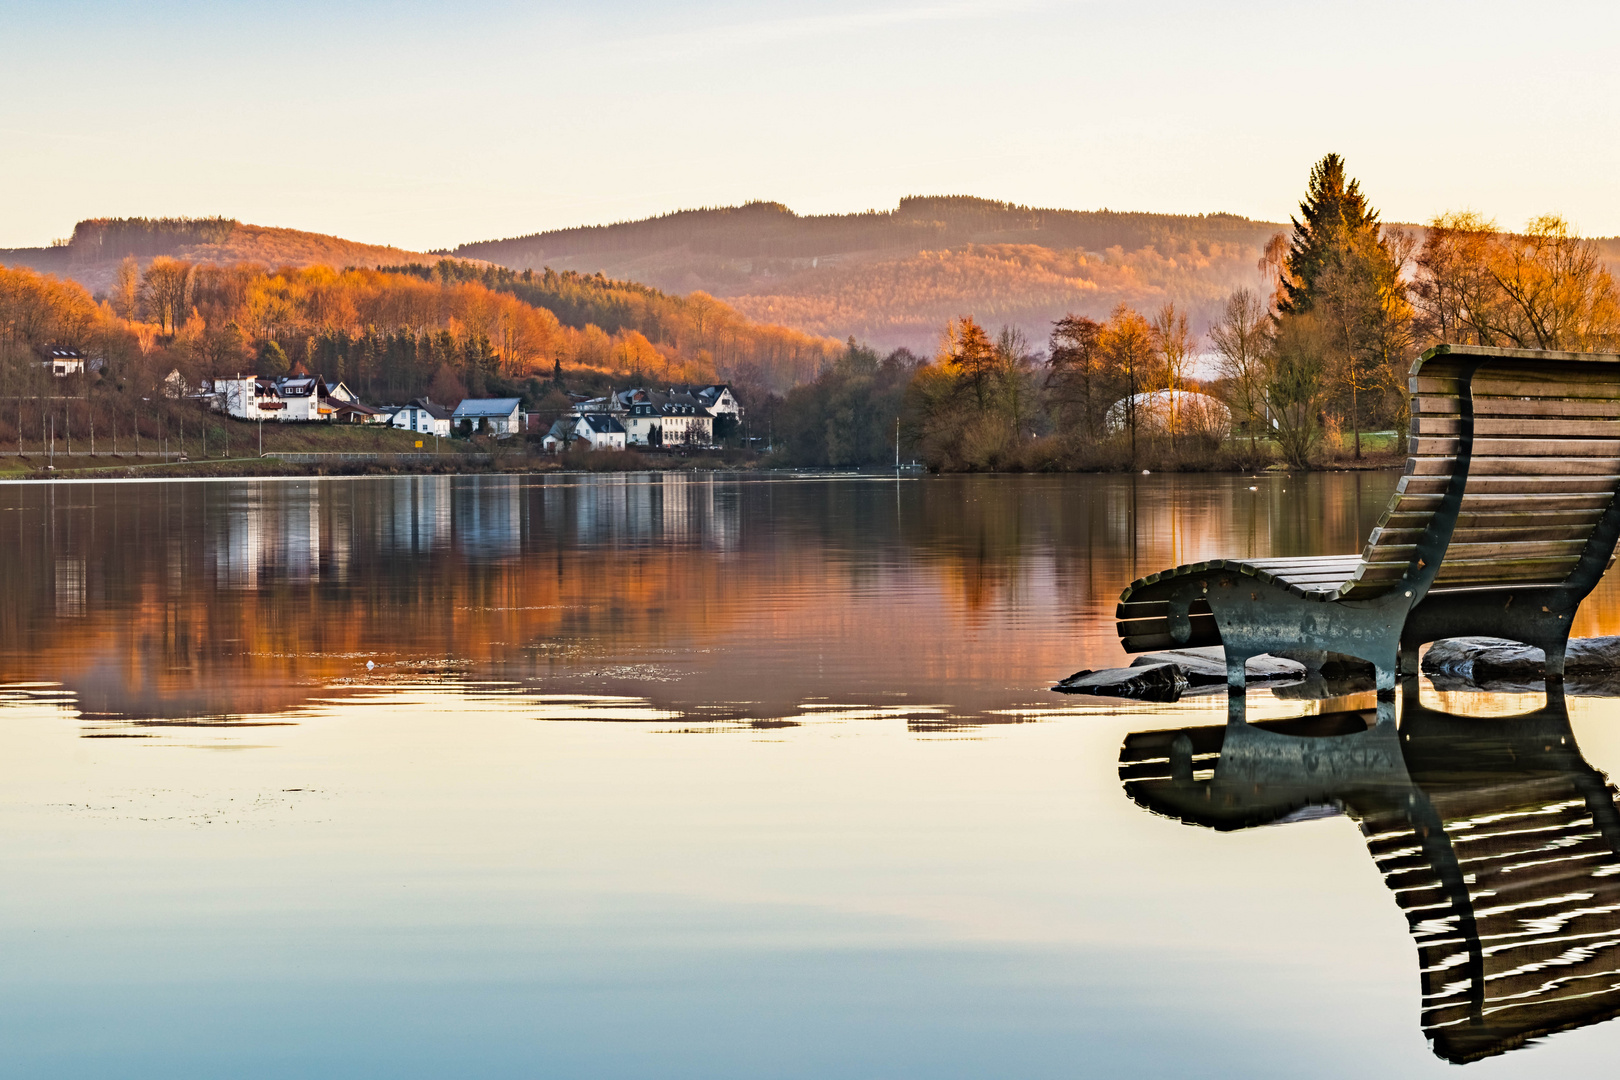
[1105,390,1230,436]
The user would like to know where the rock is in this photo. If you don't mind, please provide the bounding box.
[1269,648,1378,679]
[1053,663,1189,702]
[1423,635,1620,685]
[1422,637,1543,681]
[1130,647,1306,685]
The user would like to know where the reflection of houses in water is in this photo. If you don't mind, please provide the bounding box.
[453,476,522,560]
[532,473,736,550]
[1121,686,1620,1063]
[378,476,452,555]
[211,481,323,588]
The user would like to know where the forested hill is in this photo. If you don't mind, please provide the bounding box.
[0,217,437,294]
[452,197,1289,350]
[454,198,1279,263]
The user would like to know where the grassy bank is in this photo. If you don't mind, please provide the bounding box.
[0,438,769,480]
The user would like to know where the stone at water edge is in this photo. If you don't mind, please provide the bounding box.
[1053,663,1189,702]
[1129,647,1306,685]
[1422,635,1620,681]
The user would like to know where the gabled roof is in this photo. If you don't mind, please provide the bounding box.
[333,400,384,417]
[581,413,626,435]
[404,398,454,420]
[39,345,86,361]
[453,397,522,417]
[543,418,574,441]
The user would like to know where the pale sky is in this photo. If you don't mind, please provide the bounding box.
[5,0,1618,250]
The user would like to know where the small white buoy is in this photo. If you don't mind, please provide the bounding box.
[1141,469,1150,475]
[1248,486,1258,491]
[366,660,375,671]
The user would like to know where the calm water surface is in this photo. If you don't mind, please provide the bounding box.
[4,472,1620,1077]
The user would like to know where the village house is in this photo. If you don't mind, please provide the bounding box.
[452,397,524,437]
[650,390,713,446]
[215,372,347,422]
[695,384,743,419]
[542,412,626,452]
[35,345,96,377]
[390,398,454,438]
[600,387,722,447]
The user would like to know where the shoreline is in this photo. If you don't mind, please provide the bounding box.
[0,453,1404,482]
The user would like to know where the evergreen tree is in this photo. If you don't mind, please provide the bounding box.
[1280,153,1381,313]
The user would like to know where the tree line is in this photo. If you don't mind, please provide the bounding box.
[0,255,843,438]
[775,154,1620,470]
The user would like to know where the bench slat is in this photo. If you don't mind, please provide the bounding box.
[1415,417,1620,438]
[1411,374,1620,398]
[1382,509,1605,529]
[1406,456,1620,476]
[1371,525,1597,545]
[1416,394,1620,418]
[1412,437,1620,457]
[1361,539,1588,564]
[1357,557,1582,584]
[1396,479,1619,497]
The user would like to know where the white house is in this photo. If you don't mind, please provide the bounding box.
[391,398,454,438]
[695,384,743,419]
[215,372,339,422]
[453,397,523,437]
[578,413,626,449]
[37,346,87,377]
[542,412,627,452]
[654,391,713,446]
[621,399,661,446]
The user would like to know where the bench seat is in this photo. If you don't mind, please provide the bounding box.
[1110,345,1620,694]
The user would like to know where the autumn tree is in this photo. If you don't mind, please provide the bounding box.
[1046,314,1108,441]
[1099,304,1156,465]
[141,257,193,334]
[111,257,141,321]
[943,316,997,411]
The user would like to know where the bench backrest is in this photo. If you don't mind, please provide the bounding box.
[1340,345,1620,598]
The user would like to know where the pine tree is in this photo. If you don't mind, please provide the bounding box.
[1280,153,1381,313]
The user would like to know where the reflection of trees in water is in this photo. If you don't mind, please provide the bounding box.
[1122,686,1620,1063]
[0,473,1405,721]
[0,476,757,719]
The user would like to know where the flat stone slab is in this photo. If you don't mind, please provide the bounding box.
[1130,647,1306,686]
[1053,662,1189,702]
[1422,636,1620,681]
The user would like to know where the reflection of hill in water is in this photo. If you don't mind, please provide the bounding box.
[1122,687,1620,1063]
[22,472,1616,729]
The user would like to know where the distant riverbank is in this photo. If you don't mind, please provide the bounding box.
[0,446,769,480]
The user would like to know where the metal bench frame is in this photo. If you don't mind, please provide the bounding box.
[1114,345,1620,697]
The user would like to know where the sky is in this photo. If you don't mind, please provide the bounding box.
[4,0,1619,251]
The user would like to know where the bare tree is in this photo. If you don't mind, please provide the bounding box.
[1210,288,1270,456]
[1151,302,1193,446]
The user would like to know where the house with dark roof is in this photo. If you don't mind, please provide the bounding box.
[695,384,742,418]
[36,345,93,377]
[391,398,454,438]
[452,397,523,437]
[542,412,626,452]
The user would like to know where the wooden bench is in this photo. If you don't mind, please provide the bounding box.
[1119,686,1620,1063]
[1115,344,1620,693]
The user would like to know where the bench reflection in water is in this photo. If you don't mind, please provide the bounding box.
[1120,683,1620,1063]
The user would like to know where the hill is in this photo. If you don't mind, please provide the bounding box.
[452,197,1288,351]
[0,217,439,296]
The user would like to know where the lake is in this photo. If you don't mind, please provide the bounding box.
[3,472,1620,1078]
